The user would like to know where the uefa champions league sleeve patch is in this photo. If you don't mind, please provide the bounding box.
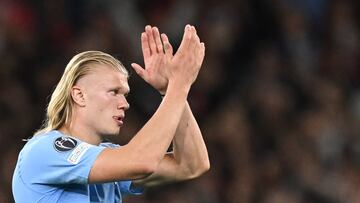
[67,142,91,164]
[54,136,78,152]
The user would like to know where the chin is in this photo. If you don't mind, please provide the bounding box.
[101,128,121,139]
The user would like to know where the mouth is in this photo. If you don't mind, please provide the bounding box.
[113,115,124,126]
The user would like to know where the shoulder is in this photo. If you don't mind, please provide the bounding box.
[19,131,73,164]
[23,130,105,171]
[100,142,120,148]
[25,130,78,153]
[17,131,107,185]
[23,131,62,153]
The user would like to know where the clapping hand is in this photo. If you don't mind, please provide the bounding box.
[131,25,173,95]
[132,25,205,95]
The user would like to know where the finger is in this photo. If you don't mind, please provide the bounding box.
[201,42,205,56]
[177,24,192,54]
[191,26,201,59]
[193,26,202,55]
[145,25,157,55]
[141,32,151,59]
[188,26,197,52]
[193,26,200,44]
[152,27,164,53]
[197,42,205,66]
[131,63,147,80]
[194,38,201,62]
[161,33,173,57]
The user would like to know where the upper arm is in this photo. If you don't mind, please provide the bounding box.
[132,153,189,187]
[88,146,156,183]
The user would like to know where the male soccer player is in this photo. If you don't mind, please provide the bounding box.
[12,24,209,202]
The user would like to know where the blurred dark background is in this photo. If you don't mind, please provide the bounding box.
[1,0,360,202]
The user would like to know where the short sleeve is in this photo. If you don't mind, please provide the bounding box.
[22,134,105,185]
[118,181,144,195]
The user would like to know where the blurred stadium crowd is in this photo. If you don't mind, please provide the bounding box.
[0,0,359,202]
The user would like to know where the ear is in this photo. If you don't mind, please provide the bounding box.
[71,86,86,107]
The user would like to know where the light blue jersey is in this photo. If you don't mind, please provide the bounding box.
[12,130,142,203]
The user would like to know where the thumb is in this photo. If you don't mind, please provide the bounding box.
[131,63,147,80]
[177,24,192,55]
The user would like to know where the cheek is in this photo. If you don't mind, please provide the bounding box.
[87,94,117,115]
[86,94,108,113]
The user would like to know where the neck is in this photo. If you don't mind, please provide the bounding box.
[59,124,102,145]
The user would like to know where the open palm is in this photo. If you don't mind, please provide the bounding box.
[131,26,173,95]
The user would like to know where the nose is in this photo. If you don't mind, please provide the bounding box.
[118,97,130,111]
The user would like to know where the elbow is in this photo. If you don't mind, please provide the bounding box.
[186,158,210,180]
[140,165,156,178]
[139,161,159,177]
[203,158,211,173]
[197,158,211,176]
[141,153,169,175]
[131,158,160,179]
[124,146,163,178]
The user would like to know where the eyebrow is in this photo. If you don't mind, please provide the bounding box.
[110,86,130,94]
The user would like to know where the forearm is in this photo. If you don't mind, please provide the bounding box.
[133,102,209,186]
[124,81,189,171]
[172,102,210,177]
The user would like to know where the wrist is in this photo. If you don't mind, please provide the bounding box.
[166,79,190,98]
[158,85,167,96]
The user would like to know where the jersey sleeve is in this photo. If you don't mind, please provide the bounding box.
[118,181,144,195]
[24,135,105,185]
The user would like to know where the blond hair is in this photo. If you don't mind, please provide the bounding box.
[35,51,128,135]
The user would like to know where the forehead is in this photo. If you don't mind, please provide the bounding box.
[78,63,129,91]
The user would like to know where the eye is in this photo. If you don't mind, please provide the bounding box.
[110,89,119,95]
